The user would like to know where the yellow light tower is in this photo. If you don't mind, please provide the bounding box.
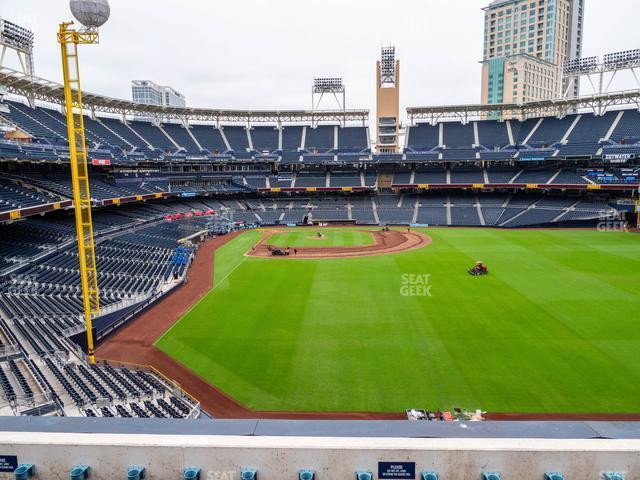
[57,0,110,364]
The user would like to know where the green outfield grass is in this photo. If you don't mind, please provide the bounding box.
[156,228,640,413]
[267,228,374,247]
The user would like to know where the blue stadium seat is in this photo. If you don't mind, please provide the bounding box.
[14,464,35,480]
[69,465,90,480]
[241,469,257,480]
[183,468,200,480]
[299,470,315,480]
[127,466,145,480]
[482,473,501,480]
[544,473,565,480]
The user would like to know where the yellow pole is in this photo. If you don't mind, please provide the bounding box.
[58,22,101,363]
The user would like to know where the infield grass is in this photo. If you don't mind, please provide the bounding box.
[156,228,640,413]
[267,228,374,248]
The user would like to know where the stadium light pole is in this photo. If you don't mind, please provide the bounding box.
[57,0,110,364]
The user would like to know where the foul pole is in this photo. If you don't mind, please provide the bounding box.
[57,22,100,363]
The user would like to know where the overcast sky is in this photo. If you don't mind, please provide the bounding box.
[5,0,640,114]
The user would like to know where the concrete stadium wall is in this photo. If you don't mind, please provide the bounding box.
[1,429,639,479]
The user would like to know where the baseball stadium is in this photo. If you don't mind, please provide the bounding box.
[0,0,639,479]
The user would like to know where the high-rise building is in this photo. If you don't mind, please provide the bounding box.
[480,0,584,110]
[376,46,400,153]
[131,80,186,108]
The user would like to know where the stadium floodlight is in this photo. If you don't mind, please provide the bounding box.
[562,56,598,75]
[578,56,598,73]
[0,18,34,52]
[603,49,640,70]
[313,77,344,94]
[311,77,346,126]
[380,46,396,84]
[562,49,640,98]
[0,18,36,87]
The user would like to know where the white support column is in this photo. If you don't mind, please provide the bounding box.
[186,126,203,151]
[604,110,624,141]
[561,115,582,144]
[124,122,155,149]
[523,118,544,145]
[371,196,380,224]
[219,127,232,151]
[438,123,444,147]
[476,194,486,226]
[97,119,133,147]
[509,169,524,184]
[547,169,562,184]
[246,127,254,151]
[473,121,480,147]
[411,195,420,224]
[300,127,307,150]
[334,125,339,150]
[158,125,180,149]
[506,120,515,145]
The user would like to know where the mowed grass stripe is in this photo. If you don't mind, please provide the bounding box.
[213,229,263,286]
[155,229,263,344]
[156,228,640,413]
